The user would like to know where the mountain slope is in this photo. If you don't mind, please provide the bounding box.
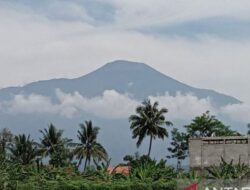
[0,60,242,164]
[0,60,240,106]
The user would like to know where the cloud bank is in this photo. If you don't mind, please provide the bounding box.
[107,0,250,28]
[149,92,216,121]
[221,104,250,123]
[0,90,138,119]
[0,89,249,124]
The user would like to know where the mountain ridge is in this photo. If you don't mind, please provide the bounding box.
[0,60,241,106]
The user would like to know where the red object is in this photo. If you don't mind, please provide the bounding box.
[183,183,198,190]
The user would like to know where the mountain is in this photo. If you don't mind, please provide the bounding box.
[0,60,242,164]
[0,60,240,106]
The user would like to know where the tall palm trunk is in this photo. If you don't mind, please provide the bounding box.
[77,156,83,168]
[148,135,153,157]
[177,160,181,171]
[83,157,88,171]
[88,156,91,167]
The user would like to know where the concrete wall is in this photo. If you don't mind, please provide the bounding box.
[189,137,250,168]
[189,138,202,168]
[202,144,224,167]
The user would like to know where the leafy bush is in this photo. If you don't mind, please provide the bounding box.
[14,180,176,190]
[206,157,250,180]
[126,155,176,182]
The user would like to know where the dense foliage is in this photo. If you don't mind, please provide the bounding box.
[0,100,245,189]
[184,111,240,137]
[0,154,176,190]
[167,128,188,170]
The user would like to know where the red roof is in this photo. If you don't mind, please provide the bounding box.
[107,166,130,176]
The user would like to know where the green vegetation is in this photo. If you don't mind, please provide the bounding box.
[129,100,172,157]
[8,134,40,165]
[167,128,188,170]
[0,100,245,189]
[184,111,240,138]
[206,157,250,180]
[39,124,72,167]
[72,120,108,171]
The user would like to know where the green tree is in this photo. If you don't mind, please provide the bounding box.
[39,124,71,167]
[8,134,39,165]
[0,128,13,158]
[129,100,172,157]
[167,128,188,170]
[185,111,239,138]
[73,120,108,171]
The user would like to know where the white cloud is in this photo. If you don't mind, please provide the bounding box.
[1,94,58,114]
[1,89,250,124]
[149,92,216,120]
[221,103,250,123]
[0,89,217,121]
[0,90,138,119]
[55,89,138,119]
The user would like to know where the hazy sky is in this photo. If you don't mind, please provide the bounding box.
[1,0,250,103]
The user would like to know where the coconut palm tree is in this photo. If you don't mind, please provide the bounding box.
[73,120,108,171]
[39,124,68,156]
[39,124,71,167]
[8,134,39,165]
[129,99,172,157]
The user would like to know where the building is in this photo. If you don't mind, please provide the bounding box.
[107,165,130,176]
[189,136,250,168]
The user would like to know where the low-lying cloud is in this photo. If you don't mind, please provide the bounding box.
[0,90,138,119]
[220,104,250,123]
[1,94,58,114]
[1,89,248,124]
[55,89,138,119]
[149,92,216,120]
